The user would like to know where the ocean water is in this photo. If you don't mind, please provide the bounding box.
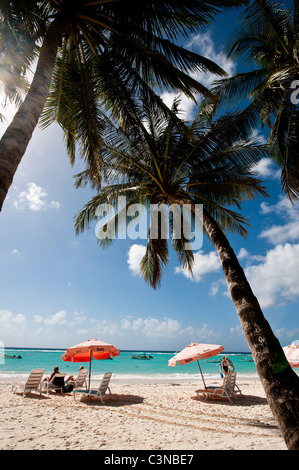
[0,348,258,383]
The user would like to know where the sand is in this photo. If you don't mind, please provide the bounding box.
[0,378,287,451]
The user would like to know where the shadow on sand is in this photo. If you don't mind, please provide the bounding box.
[192,393,268,407]
[78,393,144,407]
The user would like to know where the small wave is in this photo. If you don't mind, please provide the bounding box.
[3,348,64,354]
[0,373,29,383]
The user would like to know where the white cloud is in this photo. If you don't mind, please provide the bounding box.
[34,315,43,323]
[249,131,279,179]
[69,311,87,326]
[209,278,227,296]
[173,197,299,310]
[245,243,299,308]
[91,318,119,338]
[119,316,228,346]
[50,200,61,209]
[121,316,181,338]
[250,129,267,145]
[14,313,26,325]
[10,249,20,255]
[77,328,89,337]
[187,32,236,88]
[127,244,146,276]
[192,322,224,342]
[230,324,244,338]
[204,240,299,309]
[44,310,67,325]
[275,326,299,343]
[260,195,298,217]
[175,250,221,282]
[161,91,196,121]
[0,306,246,350]
[74,314,233,348]
[0,310,28,341]
[238,248,249,260]
[259,196,299,244]
[255,159,280,179]
[260,222,299,245]
[14,182,60,211]
[0,310,26,326]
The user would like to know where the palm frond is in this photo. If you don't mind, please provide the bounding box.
[211,70,265,108]
[41,49,106,166]
[240,0,291,54]
[206,0,298,201]
[140,235,169,289]
[74,88,269,287]
[268,100,299,201]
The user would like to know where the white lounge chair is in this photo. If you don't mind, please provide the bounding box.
[195,372,242,402]
[71,368,88,391]
[12,369,44,397]
[43,373,66,394]
[73,372,112,402]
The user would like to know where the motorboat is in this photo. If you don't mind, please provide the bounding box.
[131,353,153,360]
[3,354,22,359]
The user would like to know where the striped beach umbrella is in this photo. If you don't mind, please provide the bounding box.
[168,342,224,388]
[62,338,120,389]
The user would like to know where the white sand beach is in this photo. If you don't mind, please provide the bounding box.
[0,378,287,450]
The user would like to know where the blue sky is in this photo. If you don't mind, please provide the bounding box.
[0,2,298,352]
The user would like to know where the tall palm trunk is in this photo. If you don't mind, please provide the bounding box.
[203,207,299,450]
[174,196,299,449]
[0,19,64,211]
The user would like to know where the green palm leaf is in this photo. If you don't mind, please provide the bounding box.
[209,0,299,201]
[75,99,268,288]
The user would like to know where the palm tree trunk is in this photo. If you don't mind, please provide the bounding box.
[0,19,64,211]
[173,195,299,449]
[201,206,299,450]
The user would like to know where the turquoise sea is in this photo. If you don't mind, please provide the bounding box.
[0,347,258,383]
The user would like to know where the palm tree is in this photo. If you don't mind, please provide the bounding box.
[0,0,248,211]
[0,0,43,114]
[74,100,299,449]
[207,0,299,202]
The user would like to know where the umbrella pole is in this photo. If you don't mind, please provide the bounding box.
[197,360,206,389]
[88,348,92,390]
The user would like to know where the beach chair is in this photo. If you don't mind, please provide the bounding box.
[195,372,242,403]
[43,373,66,395]
[12,369,44,397]
[72,368,88,391]
[73,372,112,402]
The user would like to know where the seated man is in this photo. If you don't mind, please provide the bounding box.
[42,365,60,383]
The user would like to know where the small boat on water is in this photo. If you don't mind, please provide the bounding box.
[240,355,254,362]
[3,354,22,359]
[131,353,153,360]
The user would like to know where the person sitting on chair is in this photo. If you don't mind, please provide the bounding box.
[42,366,60,383]
[66,365,85,384]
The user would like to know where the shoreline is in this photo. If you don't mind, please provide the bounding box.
[0,376,287,450]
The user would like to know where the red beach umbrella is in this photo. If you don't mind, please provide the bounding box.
[168,342,224,388]
[61,338,120,389]
[283,341,299,368]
